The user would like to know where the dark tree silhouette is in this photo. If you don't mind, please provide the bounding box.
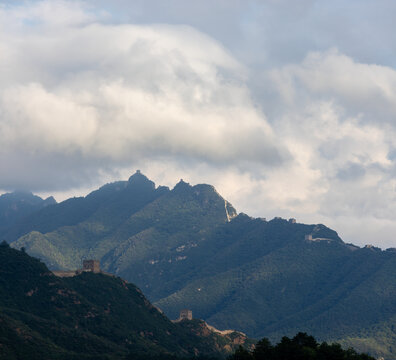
[229,333,376,360]
[229,346,252,360]
[253,338,273,360]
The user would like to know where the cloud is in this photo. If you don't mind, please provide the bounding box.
[254,52,396,247]
[0,1,288,191]
[0,0,96,28]
[95,0,396,72]
[271,49,396,123]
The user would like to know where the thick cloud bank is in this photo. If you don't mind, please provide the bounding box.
[1,1,396,248]
[0,1,286,190]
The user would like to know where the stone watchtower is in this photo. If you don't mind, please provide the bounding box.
[83,260,101,273]
[179,309,193,321]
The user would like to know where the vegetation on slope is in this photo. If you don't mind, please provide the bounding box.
[2,172,396,358]
[0,243,247,359]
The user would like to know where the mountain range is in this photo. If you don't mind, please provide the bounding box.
[1,171,396,359]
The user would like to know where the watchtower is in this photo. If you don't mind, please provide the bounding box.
[179,309,193,321]
[83,260,100,273]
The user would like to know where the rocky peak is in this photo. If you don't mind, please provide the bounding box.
[172,179,193,193]
[43,196,57,206]
[127,170,155,190]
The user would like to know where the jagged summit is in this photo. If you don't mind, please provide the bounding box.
[43,196,57,206]
[193,183,217,192]
[128,170,155,189]
[172,178,192,193]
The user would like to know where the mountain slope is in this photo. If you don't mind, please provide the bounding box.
[0,191,56,235]
[2,172,168,245]
[5,172,396,359]
[0,243,248,359]
[11,173,236,276]
[153,217,396,358]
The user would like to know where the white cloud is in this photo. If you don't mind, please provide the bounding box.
[250,52,396,247]
[0,1,96,29]
[271,49,396,123]
[0,1,287,191]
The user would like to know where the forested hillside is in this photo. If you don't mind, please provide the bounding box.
[0,243,248,359]
[2,172,396,359]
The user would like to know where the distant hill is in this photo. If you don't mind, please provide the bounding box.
[3,171,396,359]
[0,243,249,359]
[0,191,55,234]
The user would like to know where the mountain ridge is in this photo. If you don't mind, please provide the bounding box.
[1,171,396,359]
[0,191,56,234]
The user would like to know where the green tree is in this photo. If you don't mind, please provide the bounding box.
[231,334,376,360]
[317,342,348,360]
[253,337,273,360]
[228,345,252,360]
[292,332,318,349]
[274,336,300,360]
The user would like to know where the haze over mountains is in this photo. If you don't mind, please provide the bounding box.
[0,192,56,234]
[1,171,396,359]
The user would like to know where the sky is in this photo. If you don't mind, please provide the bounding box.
[1,0,396,248]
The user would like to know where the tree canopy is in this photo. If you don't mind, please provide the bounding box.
[228,333,375,360]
